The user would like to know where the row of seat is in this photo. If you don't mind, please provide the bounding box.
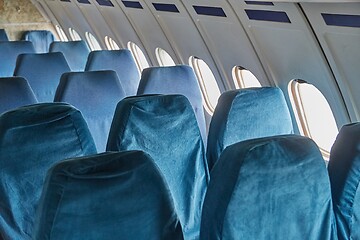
[0,93,358,239]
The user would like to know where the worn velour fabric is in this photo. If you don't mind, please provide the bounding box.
[0,77,37,114]
[14,52,71,102]
[0,41,35,77]
[328,123,360,240]
[50,41,90,71]
[137,65,207,145]
[55,70,126,152]
[206,87,293,170]
[200,135,336,240]
[33,151,184,240]
[107,95,209,240]
[0,29,9,41]
[85,49,140,96]
[22,30,55,53]
[0,103,97,240]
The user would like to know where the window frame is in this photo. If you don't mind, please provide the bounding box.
[232,66,261,89]
[155,47,175,67]
[55,25,68,42]
[85,32,102,51]
[105,36,120,50]
[68,28,82,41]
[127,41,149,74]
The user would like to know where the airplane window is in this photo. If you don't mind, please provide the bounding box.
[55,25,68,42]
[85,32,102,51]
[127,41,149,74]
[289,79,338,159]
[155,47,175,67]
[105,36,120,50]
[189,56,221,115]
[69,28,82,41]
[232,66,261,89]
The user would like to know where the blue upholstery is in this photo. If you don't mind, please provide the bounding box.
[33,151,184,240]
[0,103,97,240]
[50,41,90,71]
[0,77,37,114]
[0,41,35,77]
[0,29,9,41]
[55,71,126,152]
[14,52,71,102]
[201,135,336,240]
[137,66,207,144]
[328,123,360,240]
[206,87,293,170]
[107,95,209,240]
[22,30,55,53]
[85,50,140,96]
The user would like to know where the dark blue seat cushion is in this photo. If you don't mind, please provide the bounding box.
[85,50,140,96]
[0,41,35,77]
[0,77,37,114]
[107,95,209,240]
[0,29,9,41]
[33,151,184,240]
[55,71,126,152]
[328,123,360,240]
[0,103,96,240]
[22,30,55,53]
[207,87,293,170]
[50,41,90,71]
[201,135,336,240]
[137,65,207,144]
[14,52,71,102]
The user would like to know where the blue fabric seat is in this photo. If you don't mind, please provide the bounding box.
[33,151,184,240]
[107,95,209,240]
[137,66,207,144]
[0,29,9,41]
[0,77,37,114]
[201,135,336,240]
[206,87,293,170]
[22,30,55,53]
[328,122,360,240]
[50,41,90,71]
[85,50,140,96]
[0,103,97,240]
[0,41,35,77]
[14,52,71,102]
[55,70,126,152]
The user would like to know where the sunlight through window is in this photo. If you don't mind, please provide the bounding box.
[189,56,221,114]
[289,80,338,159]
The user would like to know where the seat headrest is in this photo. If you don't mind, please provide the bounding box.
[137,65,207,143]
[49,41,90,71]
[0,41,35,77]
[0,103,96,239]
[328,122,360,240]
[85,50,140,96]
[22,30,55,53]
[207,87,293,170]
[0,29,9,41]
[14,52,71,102]
[0,77,37,114]
[201,135,335,239]
[33,151,184,240]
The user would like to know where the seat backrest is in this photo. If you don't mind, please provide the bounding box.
[14,52,71,102]
[85,50,140,96]
[49,41,90,71]
[137,65,207,144]
[55,71,126,152]
[33,151,184,240]
[201,135,336,240]
[0,29,9,41]
[0,77,37,114]
[0,103,97,240]
[328,122,360,240]
[0,41,35,77]
[107,94,209,240]
[206,87,293,170]
[22,30,55,53]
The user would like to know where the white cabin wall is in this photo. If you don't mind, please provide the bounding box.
[301,3,360,122]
